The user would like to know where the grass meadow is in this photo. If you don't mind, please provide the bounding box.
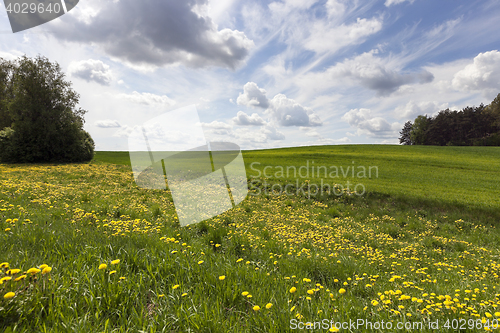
[1,145,500,332]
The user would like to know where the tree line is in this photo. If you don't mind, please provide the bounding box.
[399,94,500,146]
[0,55,94,163]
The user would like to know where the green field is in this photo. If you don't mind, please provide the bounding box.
[2,145,500,332]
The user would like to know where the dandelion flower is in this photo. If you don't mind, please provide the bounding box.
[111,259,120,265]
[266,303,273,309]
[329,327,339,332]
[181,293,187,297]
[5,228,11,232]
[372,300,379,306]
[236,258,243,263]
[119,277,125,280]
[109,270,117,275]
[26,268,41,275]
[0,262,9,269]
[0,276,12,283]
[3,292,15,299]
[39,264,48,270]
[172,284,180,289]
[307,290,314,295]
[98,264,107,270]
[7,269,21,275]
[219,275,225,281]
[290,287,297,293]
[253,305,260,311]
[198,260,204,265]
[42,267,52,274]
[15,275,27,281]
[339,288,346,294]
[242,291,249,296]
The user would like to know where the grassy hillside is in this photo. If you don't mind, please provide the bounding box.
[1,145,500,332]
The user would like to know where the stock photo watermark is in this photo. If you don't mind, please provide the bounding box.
[3,0,79,33]
[248,160,378,199]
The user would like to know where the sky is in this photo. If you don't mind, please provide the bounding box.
[1,0,500,151]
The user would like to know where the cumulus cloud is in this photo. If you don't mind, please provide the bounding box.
[236,82,270,109]
[452,50,500,99]
[267,94,322,127]
[49,0,253,69]
[395,101,449,120]
[384,0,415,6]
[236,82,322,127]
[95,120,121,128]
[232,111,266,126]
[117,91,176,106]
[328,51,434,96]
[342,108,400,138]
[69,59,112,85]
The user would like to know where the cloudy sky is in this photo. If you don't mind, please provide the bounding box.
[1,0,500,150]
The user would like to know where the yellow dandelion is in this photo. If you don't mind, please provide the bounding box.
[219,275,225,281]
[266,303,273,309]
[242,291,249,296]
[3,292,15,299]
[98,264,107,270]
[26,268,41,275]
[339,288,346,294]
[0,262,9,269]
[172,284,180,289]
[181,293,188,297]
[307,289,314,295]
[329,327,339,332]
[372,300,379,306]
[236,258,243,262]
[14,275,27,281]
[290,287,297,293]
[42,267,52,275]
[111,259,120,265]
[253,305,261,311]
[7,269,21,275]
[109,270,117,275]
[39,264,48,270]
[198,260,204,265]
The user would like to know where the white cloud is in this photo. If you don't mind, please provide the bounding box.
[69,59,113,85]
[49,0,254,69]
[0,51,19,61]
[236,82,270,109]
[394,100,449,120]
[342,108,400,138]
[452,50,500,99]
[304,17,383,54]
[266,94,322,127]
[117,91,176,106]
[95,119,121,128]
[328,51,434,96]
[384,0,415,7]
[232,111,266,126]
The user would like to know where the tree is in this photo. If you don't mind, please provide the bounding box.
[410,115,431,145]
[485,93,500,129]
[0,55,94,163]
[399,121,413,145]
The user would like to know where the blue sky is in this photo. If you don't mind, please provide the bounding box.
[1,0,500,150]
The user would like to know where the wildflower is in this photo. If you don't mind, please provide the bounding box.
[236,258,243,262]
[290,306,296,312]
[0,262,9,269]
[42,267,52,274]
[7,269,21,275]
[219,275,225,281]
[242,291,249,296]
[111,259,120,265]
[158,294,165,298]
[172,285,180,289]
[307,289,314,295]
[98,264,107,270]
[253,305,260,311]
[39,264,48,270]
[266,303,273,309]
[0,276,12,283]
[3,292,15,299]
[290,287,297,293]
[26,268,41,275]
[119,277,125,280]
[109,270,117,275]
[372,300,379,306]
[4,228,11,232]
[329,328,339,332]
[339,288,346,294]
[14,275,27,281]
[198,260,204,264]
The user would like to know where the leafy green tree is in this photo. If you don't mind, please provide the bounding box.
[485,93,500,129]
[0,58,14,130]
[399,121,413,145]
[0,55,94,163]
[410,115,431,145]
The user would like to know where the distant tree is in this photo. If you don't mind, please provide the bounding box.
[485,93,500,129]
[410,115,431,145]
[399,121,414,145]
[0,55,94,163]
